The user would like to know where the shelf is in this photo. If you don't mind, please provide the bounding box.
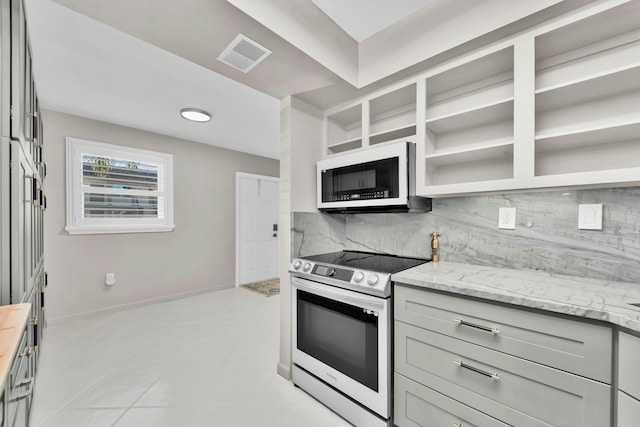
[536,121,640,152]
[536,65,640,109]
[425,154,513,187]
[369,83,416,146]
[327,137,362,154]
[427,78,513,121]
[421,46,514,192]
[326,104,362,151]
[369,126,416,146]
[426,141,513,167]
[427,47,513,100]
[370,84,416,118]
[426,98,513,134]
[536,94,640,139]
[536,139,640,177]
[536,36,640,94]
[536,1,640,66]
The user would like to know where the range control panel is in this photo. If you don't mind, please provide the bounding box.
[289,258,391,297]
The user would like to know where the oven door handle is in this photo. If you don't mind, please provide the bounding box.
[292,277,386,311]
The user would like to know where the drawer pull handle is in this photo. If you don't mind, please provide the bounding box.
[10,378,33,402]
[454,318,500,335]
[16,378,32,388]
[454,360,500,381]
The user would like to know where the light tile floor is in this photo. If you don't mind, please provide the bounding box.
[31,287,352,427]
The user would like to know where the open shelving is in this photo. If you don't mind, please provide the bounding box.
[326,104,362,154]
[534,0,640,180]
[319,0,640,196]
[369,83,417,146]
[423,46,514,188]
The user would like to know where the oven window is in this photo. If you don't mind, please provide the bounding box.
[321,157,399,202]
[297,290,378,391]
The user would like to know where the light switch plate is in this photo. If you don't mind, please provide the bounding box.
[498,207,516,229]
[578,204,603,230]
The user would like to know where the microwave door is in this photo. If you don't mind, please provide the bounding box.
[321,158,398,204]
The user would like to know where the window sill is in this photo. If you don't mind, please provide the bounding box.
[65,224,175,235]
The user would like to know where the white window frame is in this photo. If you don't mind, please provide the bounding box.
[65,137,175,235]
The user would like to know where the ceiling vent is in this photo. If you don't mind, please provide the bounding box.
[217,34,271,73]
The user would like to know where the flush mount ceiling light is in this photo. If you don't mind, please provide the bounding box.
[180,108,211,122]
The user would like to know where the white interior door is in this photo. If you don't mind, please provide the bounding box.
[236,173,279,286]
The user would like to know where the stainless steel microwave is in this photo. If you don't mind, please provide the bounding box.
[317,141,431,213]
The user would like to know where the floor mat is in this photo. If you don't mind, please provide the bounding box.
[241,278,280,297]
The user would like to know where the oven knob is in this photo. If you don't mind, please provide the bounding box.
[354,271,364,283]
[303,262,312,272]
[367,274,379,286]
[293,260,302,270]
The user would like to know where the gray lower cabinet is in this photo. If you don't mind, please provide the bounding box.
[395,374,509,427]
[617,331,640,427]
[1,0,45,424]
[394,284,613,427]
[5,329,32,427]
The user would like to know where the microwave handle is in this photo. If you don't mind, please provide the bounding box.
[292,276,385,312]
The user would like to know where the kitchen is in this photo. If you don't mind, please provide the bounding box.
[1,0,639,426]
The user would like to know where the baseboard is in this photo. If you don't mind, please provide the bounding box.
[47,283,233,326]
[277,361,292,380]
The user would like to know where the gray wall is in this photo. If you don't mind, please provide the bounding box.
[293,187,640,283]
[43,110,279,322]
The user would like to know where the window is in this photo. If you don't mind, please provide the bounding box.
[65,137,174,235]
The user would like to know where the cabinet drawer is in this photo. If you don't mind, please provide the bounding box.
[395,321,611,427]
[395,373,509,427]
[395,285,612,382]
[619,332,640,401]
[618,391,640,427]
[9,330,27,389]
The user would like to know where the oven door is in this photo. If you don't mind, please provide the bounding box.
[291,276,390,418]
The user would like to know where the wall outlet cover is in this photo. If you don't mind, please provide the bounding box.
[498,207,516,229]
[105,273,116,286]
[578,204,603,230]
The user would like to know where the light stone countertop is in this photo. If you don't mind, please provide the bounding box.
[392,262,640,333]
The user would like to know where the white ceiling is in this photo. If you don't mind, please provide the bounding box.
[25,0,579,160]
[311,0,434,42]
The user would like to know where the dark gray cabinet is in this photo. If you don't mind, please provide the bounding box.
[1,0,44,425]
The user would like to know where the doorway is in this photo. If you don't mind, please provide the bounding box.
[235,172,279,286]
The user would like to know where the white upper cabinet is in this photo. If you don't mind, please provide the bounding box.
[533,0,640,184]
[369,83,417,146]
[423,46,515,193]
[325,104,363,154]
[321,0,640,197]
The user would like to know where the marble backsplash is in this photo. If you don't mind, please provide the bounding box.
[292,187,640,283]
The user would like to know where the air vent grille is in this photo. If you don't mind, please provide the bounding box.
[217,34,271,73]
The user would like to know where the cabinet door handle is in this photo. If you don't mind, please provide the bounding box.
[31,176,38,205]
[454,360,500,381]
[20,346,34,358]
[454,318,500,335]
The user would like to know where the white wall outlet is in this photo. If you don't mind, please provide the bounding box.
[498,207,516,229]
[105,273,116,286]
[578,204,603,230]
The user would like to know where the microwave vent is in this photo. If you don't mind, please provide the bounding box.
[217,34,271,73]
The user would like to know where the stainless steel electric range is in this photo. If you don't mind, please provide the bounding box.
[289,250,430,427]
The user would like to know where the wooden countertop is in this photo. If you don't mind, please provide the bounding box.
[0,304,31,391]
